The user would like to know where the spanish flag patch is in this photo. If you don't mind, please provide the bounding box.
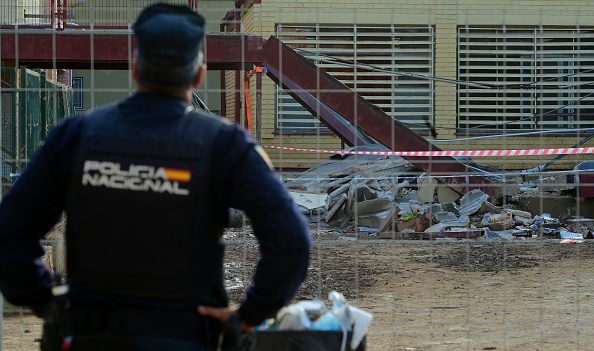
[164,168,192,183]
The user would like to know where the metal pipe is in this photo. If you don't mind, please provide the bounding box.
[244,66,264,139]
[233,9,241,124]
[219,23,227,118]
[61,0,67,30]
[243,75,252,131]
[255,67,263,143]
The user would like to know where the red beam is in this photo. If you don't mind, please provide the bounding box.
[0,31,263,70]
[260,36,504,197]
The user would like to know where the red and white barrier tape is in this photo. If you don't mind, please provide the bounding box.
[263,145,594,157]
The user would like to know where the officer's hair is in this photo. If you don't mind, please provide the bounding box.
[136,51,203,90]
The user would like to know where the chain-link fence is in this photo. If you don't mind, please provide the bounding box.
[3,1,594,350]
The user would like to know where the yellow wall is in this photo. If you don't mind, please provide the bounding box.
[236,0,594,169]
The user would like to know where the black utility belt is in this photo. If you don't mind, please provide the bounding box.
[70,305,221,342]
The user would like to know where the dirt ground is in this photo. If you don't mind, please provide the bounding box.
[4,228,594,350]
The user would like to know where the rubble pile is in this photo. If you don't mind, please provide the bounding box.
[285,146,593,242]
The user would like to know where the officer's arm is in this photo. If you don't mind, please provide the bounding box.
[0,118,80,315]
[220,127,312,326]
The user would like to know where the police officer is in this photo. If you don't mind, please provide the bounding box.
[0,4,311,350]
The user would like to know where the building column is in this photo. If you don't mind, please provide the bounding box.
[433,19,458,140]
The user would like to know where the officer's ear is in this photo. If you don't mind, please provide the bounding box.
[193,63,206,88]
[132,61,139,82]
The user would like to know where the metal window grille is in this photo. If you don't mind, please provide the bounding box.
[276,24,435,132]
[64,0,190,27]
[0,0,53,27]
[72,77,84,110]
[458,27,594,131]
[1,1,199,29]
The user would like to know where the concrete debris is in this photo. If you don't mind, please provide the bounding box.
[283,148,594,241]
[508,209,532,218]
[350,198,391,217]
[290,191,328,211]
[479,201,503,215]
[488,212,515,231]
[378,207,401,233]
[434,211,458,223]
[357,211,388,229]
[425,214,470,233]
[514,216,533,226]
[485,229,515,240]
[437,186,461,204]
[458,189,489,216]
[417,174,437,204]
[324,193,347,223]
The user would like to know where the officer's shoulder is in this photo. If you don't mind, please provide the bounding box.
[188,109,232,127]
[50,103,116,135]
[82,103,119,119]
[187,110,244,139]
[188,110,255,146]
[52,113,86,134]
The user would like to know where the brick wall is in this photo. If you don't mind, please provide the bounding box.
[236,0,594,169]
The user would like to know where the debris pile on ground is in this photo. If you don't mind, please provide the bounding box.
[285,146,592,242]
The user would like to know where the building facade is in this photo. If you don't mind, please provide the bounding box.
[232,0,594,169]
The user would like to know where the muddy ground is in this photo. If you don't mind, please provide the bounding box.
[4,228,594,350]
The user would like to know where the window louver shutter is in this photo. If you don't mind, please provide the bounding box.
[458,27,594,131]
[276,24,435,132]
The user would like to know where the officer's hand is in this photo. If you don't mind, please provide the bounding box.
[197,306,253,332]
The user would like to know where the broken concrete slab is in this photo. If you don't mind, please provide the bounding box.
[478,201,502,215]
[425,214,470,233]
[437,185,461,204]
[458,189,489,216]
[325,193,347,223]
[328,166,362,178]
[357,209,391,229]
[434,211,458,223]
[351,198,391,217]
[324,177,353,193]
[346,183,379,216]
[417,174,437,204]
[327,182,353,207]
[290,191,328,211]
